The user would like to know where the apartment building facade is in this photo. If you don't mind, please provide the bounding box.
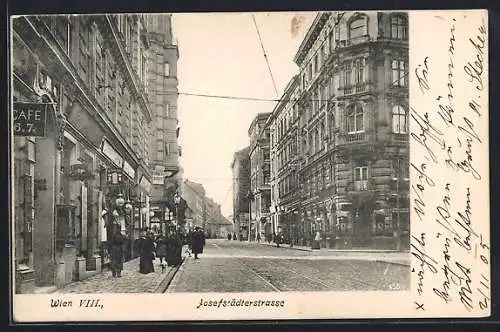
[248,113,272,241]
[146,14,182,229]
[267,11,409,249]
[12,14,158,292]
[267,75,302,244]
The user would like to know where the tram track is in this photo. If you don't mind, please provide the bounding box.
[165,241,407,293]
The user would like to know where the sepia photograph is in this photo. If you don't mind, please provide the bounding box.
[9,9,489,322]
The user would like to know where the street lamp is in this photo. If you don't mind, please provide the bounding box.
[174,192,181,231]
[115,193,125,208]
[164,207,171,234]
[246,191,255,242]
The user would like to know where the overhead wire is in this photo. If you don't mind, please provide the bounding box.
[251,14,280,99]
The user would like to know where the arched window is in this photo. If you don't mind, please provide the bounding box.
[349,15,367,42]
[346,103,364,133]
[392,105,407,134]
[391,15,407,40]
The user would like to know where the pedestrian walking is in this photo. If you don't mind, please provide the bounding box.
[191,226,205,259]
[166,226,183,266]
[233,233,237,240]
[275,232,281,248]
[312,231,321,250]
[155,233,168,266]
[257,232,261,243]
[227,233,232,241]
[135,230,155,274]
[109,228,125,277]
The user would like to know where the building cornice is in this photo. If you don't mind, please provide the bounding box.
[293,12,331,66]
[14,16,143,170]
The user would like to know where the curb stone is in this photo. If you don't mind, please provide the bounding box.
[156,256,187,293]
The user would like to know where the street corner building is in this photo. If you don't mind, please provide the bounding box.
[235,11,410,250]
[10,14,181,293]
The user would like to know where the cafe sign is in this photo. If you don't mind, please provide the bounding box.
[13,102,47,136]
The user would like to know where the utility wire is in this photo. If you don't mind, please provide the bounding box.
[178,92,279,102]
[251,14,280,99]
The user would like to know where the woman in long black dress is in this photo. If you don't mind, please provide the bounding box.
[135,231,155,274]
[165,227,183,267]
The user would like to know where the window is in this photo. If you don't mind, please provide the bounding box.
[156,115,163,129]
[78,22,90,81]
[393,158,409,179]
[156,149,164,161]
[391,60,406,87]
[329,30,335,52]
[346,103,364,133]
[354,58,365,85]
[391,15,407,40]
[165,103,171,117]
[349,16,367,41]
[354,166,368,191]
[164,62,170,76]
[392,105,408,134]
[344,62,352,87]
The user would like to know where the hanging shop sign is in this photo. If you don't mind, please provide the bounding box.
[13,102,47,137]
[123,160,135,180]
[152,174,164,185]
[139,176,151,193]
[101,139,123,168]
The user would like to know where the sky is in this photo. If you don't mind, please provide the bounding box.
[172,12,316,218]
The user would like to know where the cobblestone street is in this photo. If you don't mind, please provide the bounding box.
[54,256,183,294]
[166,240,410,293]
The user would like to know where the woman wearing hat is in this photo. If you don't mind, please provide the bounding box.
[191,226,206,260]
[166,226,183,267]
[155,232,168,266]
[135,230,155,274]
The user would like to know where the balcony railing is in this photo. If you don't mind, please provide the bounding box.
[345,132,366,143]
[354,180,368,191]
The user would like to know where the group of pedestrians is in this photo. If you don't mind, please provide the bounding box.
[107,225,206,278]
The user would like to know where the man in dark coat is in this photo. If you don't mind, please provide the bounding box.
[191,227,205,259]
[166,227,183,266]
[110,228,125,277]
[155,233,168,265]
[135,231,155,274]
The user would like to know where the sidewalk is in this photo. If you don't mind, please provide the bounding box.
[257,241,410,266]
[50,256,184,294]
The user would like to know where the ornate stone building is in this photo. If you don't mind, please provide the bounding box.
[267,75,302,244]
[268,11,409,249]
[248,113,272,241]
[11,14,166,292]
[146,14,182,224]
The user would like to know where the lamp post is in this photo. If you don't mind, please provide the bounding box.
[246,191,255,242]
[124,201,133,258]
[164,207,171,234]
[174,192,181,231]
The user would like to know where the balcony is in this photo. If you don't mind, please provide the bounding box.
[393,133,409,146]
[344,132,366,144]
[354,180,369,191]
